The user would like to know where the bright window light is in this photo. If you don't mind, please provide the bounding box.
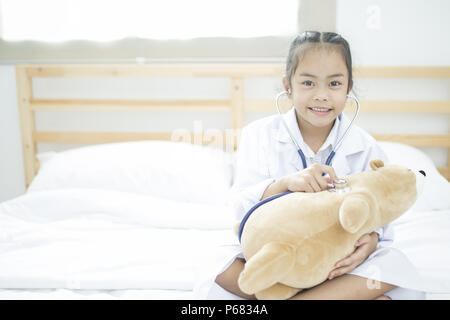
[0,0,298,41]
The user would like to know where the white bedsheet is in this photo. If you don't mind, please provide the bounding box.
[0,288,194,300]
[0,189,237,293]
[391,208,450,294]
[1,187,449,299]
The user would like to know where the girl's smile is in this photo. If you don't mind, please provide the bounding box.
[307,106,333,115]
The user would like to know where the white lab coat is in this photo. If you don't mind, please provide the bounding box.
[230,108,390,240]
[193,108,425,300]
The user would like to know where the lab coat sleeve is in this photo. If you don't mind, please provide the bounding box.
[229,125,275,221]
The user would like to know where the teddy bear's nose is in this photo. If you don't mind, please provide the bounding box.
[419,170,426,177]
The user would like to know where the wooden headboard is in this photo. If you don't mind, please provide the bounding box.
[16,64,450,187]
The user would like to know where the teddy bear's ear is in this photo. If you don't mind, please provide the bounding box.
[370,159,384,171]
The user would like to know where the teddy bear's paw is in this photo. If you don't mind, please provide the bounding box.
[238,242,296,294]
[255,283,301,300]
[339,195,370,234]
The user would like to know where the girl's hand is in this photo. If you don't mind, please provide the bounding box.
[328,232,379,280]
[283,164,339,193]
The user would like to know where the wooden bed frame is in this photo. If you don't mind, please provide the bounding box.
[16,64,450,187]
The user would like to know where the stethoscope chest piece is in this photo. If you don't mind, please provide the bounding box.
[327,178,351,193]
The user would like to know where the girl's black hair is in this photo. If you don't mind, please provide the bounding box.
[286,31,353,92]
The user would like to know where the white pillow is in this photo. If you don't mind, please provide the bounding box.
[378,141,450,211]
[29,141,234,205]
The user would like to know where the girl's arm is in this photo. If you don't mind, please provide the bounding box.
[261,177,288,200]
[230,125,274,220]
[261,163,338,200]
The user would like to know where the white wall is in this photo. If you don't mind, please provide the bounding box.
[336,0,450,66]
[334,0,450,170]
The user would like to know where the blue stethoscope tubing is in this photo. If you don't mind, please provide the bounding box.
[275,90,361,169]
[238,92,361,243]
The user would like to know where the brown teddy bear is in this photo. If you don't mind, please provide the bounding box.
[237,160,425,300]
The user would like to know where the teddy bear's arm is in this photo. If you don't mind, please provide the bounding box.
[238,242,296,295]
[339,195,370,234]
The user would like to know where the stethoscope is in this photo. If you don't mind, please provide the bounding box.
[237,91,361,243]
[275,90,361,169]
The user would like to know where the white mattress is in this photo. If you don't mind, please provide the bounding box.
[1,187,449,300]
[0,188,237,297]
[0,288,193,300]
[390,208,450,295]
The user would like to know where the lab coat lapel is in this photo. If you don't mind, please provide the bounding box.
[288,147,303,171]
[276,107,304,171]
[334,113,365,175]
[276,111,365,174]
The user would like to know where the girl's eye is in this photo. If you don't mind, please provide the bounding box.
[302,80,314,86]
[330,81,342,87]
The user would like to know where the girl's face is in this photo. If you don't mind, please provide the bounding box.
[284,48,352,132]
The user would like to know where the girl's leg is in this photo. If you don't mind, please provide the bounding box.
[215,258,397,300]
[214,258,256,300]
[289,274,396,300]
[374,295,392,300]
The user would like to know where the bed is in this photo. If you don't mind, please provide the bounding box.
[1,64,449,300]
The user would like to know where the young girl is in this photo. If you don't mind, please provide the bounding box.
[194,31,424,300]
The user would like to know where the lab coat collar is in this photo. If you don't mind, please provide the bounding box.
[334,113,365,156]
[277,107,340,158]
[319,114,340,153]
[277,108,365,172]
[276,107,303,145]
